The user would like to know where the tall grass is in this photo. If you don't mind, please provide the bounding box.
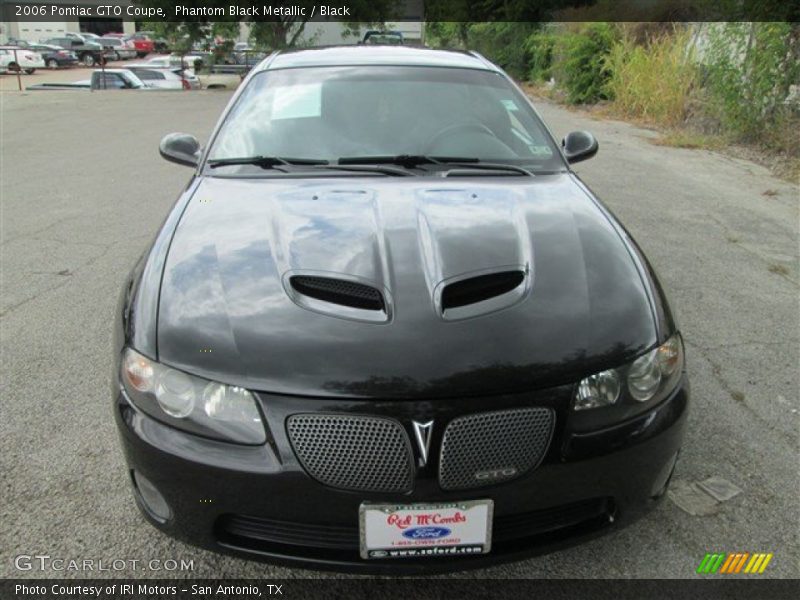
[605,28,697,128]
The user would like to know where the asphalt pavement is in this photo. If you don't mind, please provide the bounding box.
[1,90,797,579]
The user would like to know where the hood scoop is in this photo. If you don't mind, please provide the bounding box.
[290,275,385,311]
[437,268,529,321]
[286,274,390,323]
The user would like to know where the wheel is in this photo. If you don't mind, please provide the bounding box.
[8,62,19,72]
[24,68,35,75]
[82,53,95,67]
[137,52,147,58]
[115,51,121,61]
[47,59,59,69]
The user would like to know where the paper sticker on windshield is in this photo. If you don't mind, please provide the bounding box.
[530,145,553,156]
[501,99,519,111]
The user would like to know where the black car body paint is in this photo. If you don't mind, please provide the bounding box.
[113,46,688,573]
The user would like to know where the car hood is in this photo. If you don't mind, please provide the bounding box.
[157,173,657,398]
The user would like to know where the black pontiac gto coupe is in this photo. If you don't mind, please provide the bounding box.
[113,46,688,573]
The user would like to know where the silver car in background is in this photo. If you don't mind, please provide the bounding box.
[99,37,137,61]
[126,65,201,90]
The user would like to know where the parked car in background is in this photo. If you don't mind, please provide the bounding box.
[361,30,404,45]
[144,54,206,71]
[127,33,155,58]
[77,33,118,62]
[230,43,267,66]
[99,36,137,61]
[44,37,105,67]
[0,46,46,74]
[28,43,78,69]
[126,65,200,90]
[136,31,170,53]
[231,42,251,64]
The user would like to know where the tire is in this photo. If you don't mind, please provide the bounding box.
[137,52,147,58]
[8,62,19,72]
[47,59,59,69]
[81,53,95,67]
[24,68,35,75]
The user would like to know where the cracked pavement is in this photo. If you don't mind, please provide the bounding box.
[1,91,797,579]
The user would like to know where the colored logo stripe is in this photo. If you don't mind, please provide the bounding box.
[697,552,773,574]
[744,553,773,574]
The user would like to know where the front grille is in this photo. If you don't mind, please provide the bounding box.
[286,414,414,493]
[216,498,612,554]
[439,408,555,490]
[289,276,385,311]
[219,514,356,550]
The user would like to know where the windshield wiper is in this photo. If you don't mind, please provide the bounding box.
[319,164,414,177]
[337,155,534,177]
[338,155,472,168]
[207,156,329,170]
[440,161,535,177]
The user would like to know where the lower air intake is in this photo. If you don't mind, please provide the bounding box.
[439,407,555,490]
[287,414,414,493]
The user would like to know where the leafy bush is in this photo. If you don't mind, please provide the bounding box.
[605,27,697,127]
[525,29,558,82]
[703,22,800,147]
[553,23,618,104]
[468,22,540,79]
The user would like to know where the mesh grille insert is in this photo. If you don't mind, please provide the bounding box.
[287,414,413,493]
[439,407,555,490]
[290,276,385,311]
[441,271,525,310]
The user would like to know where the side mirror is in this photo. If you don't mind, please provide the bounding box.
[159,133,200,167]
[562,131,598,164]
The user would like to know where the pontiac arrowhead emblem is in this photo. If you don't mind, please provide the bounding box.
[412,420,434,467]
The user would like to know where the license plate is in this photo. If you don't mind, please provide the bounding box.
[359,499,493,559]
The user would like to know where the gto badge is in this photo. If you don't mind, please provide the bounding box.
[475,467,517,481]
[412,420,434,467]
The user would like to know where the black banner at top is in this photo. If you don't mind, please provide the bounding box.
[1,0,799,23]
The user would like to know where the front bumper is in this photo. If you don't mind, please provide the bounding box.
[114,378,689,574]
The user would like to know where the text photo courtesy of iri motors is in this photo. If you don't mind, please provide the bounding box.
[0,1,798,599]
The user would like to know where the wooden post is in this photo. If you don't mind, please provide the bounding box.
[13,48,22,91]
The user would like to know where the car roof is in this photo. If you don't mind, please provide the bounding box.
[260,46,496,73]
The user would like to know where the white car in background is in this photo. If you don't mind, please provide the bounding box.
[125,64,201,90]
[145,54,206,70]
[0,46,46,74]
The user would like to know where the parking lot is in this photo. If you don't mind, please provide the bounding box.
[1,90,797,578]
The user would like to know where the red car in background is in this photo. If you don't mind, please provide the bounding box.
[106,32,154,57]
[128,33,154,58]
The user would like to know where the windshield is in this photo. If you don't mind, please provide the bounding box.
[207,66,564,172]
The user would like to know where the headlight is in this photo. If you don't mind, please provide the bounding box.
[571,333,685,430]
[574,369,620,410]
[120,348,266,445]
